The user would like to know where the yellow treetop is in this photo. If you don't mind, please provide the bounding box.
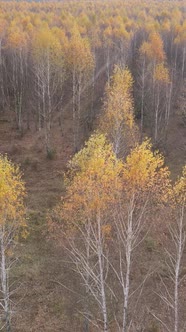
[63,133,123,221]
[122,139,171,198]
[65,28,94,76]
[7,27,28,50]
[140,32,165,63]
[104,66,134,127]
[154,63,170,83]
[174,21,186,45]
[0,155,26,229]
[0,18,6,38]
[100,66,137,155]
[32,25,62,67]
[173,165,186,205]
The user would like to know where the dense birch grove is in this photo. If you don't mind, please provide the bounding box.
[0,0,185,151]
[0,1,185,331]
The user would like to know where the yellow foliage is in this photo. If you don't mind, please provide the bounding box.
[53,136,172,238]
[103,25,113,47]
[101,224,111,237]
[0,155,26,229]
[63,133,123,219]
[66,28,94,75]
[140,41,151,57]
[32,26,62,67]
[100,66,137,154]
[161,19,171,32]
[173,165,186,205]
[154,63,170,83]
[140,32,165,63]
[7,28,27,50]
[122,139,171,198]
[0,19,6,38]
[106,66,134,127]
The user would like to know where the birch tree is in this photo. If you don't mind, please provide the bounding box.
[100,66,137,157]
[49,133,123,332]
[0,155,26,332]
[137,42,151,139]
[66,29,94,151]
[0,18,8,112]
[112,140,171,331]
[6,26,28,132]
[138,33,172,143]
[32,25,65,154]
[153,166,186,332]
[153,63,172,142]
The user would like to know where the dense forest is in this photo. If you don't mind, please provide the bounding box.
[0,0,185,331]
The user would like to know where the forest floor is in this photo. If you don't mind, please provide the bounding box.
[0,107,185,331]
[165,113,186,178]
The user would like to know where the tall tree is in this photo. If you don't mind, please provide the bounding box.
[100,66,137,156]
[112,139,171,331]
[49,133,123,332]
[0,18,8,111]
[138,33,172,143]
[0,155,26,332]
[32,25,65,154]
[66,28,94,151]
[6,25,28,132]
[153,62,171,142]
[152,166,186,332]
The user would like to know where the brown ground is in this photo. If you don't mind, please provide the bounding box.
[165,113,186,179]
[0,112,79,332]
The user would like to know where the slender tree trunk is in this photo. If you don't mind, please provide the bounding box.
[174,206,184,332]
[46,51,52,153]
[154,84,160,143]
[181,46,186,81]
[0,39,6,111]
[37,71,42,131]
[165,82,172,139]
[122,196,134,332]
[174,43,178,72]
[140,57,145,141]
[72,68,77,151]
[97,211,108,332]
[106,47,110,84]
[0,227,11,332]
[77,78,81,151]
[83,220,91,332]
[42,80,49,153]
[18,49,24,133]
[90,47,96,124]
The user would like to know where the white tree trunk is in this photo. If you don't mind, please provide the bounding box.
[97,211,108,332]
[0,226,11,332]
